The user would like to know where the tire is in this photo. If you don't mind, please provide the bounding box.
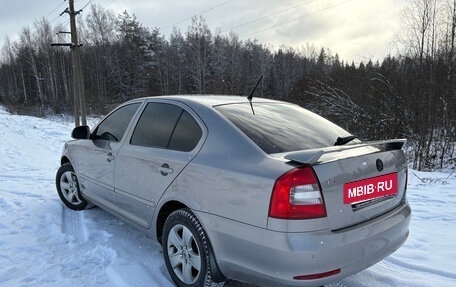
[56,162,89,211]
[162,208,214,287]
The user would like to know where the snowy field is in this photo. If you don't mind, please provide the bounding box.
[0,105,455,287]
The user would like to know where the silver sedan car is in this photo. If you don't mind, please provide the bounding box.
[56,95,411,287]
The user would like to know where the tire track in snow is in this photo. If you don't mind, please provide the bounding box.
[61,208,88,243]
[330,282,350,287]
[382,257,456,281]
[58,208,120,286]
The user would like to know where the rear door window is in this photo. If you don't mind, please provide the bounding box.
[130,102,202,152]
[215,103,356,154]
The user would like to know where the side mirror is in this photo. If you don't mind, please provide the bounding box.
[71,125,91,139]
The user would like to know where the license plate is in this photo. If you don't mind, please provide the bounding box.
[343,173,398,204]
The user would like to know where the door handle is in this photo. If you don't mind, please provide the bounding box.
[106,152,115,162]
[159,163,173,176]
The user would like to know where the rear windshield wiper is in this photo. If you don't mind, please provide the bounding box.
[334,135,358,146]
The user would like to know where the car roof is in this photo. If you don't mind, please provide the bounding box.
[133,95,283,108]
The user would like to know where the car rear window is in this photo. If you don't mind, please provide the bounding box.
[215,103,355,154]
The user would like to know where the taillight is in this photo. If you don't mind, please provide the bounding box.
[269,166,327,219]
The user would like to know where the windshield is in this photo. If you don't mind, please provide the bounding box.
[215,102,358,154]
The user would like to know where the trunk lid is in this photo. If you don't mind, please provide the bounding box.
[283,140,408,231]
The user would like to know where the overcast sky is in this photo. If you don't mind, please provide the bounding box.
[0,0,408,62]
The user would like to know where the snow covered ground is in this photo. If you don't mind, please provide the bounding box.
[0,105,455,287]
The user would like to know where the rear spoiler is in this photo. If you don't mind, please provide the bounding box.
[283,139,406,165]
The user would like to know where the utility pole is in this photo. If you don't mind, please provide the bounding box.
[69,0,86,127]
[51,0,87,127]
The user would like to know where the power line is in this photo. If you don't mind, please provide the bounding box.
[62,0,95,25]
[53,0,89,32]
[81,0,96,11]
[62,19,71,27]
[239,0,355,39]
[51,15,70,27]
[49,14,63,24]
[160,0,235,31]
[46,0,67,18]
[47,1,68,24]
[218,0,317,34]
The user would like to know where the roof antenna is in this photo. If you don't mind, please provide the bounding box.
[247,75,263,115]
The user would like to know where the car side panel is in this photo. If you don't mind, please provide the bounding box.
[67,140,120,212]
[113,99,208,229]
[154,100,289,228]
[115,146,194,228]
[161,161,278,228]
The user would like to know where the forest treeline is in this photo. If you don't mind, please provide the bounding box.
[0,1,455,171]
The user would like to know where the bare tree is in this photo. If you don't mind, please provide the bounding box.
[186,16,213,94]
[85,4,117,46]
[19,27,44,113]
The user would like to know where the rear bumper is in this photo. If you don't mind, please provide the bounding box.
[195,202,411,287]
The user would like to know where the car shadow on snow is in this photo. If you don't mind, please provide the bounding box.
[222,280,254,287]
[222,281,325,287]
[223,279,257,287]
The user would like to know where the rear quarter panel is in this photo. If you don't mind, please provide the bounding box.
[155,101,290,229]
